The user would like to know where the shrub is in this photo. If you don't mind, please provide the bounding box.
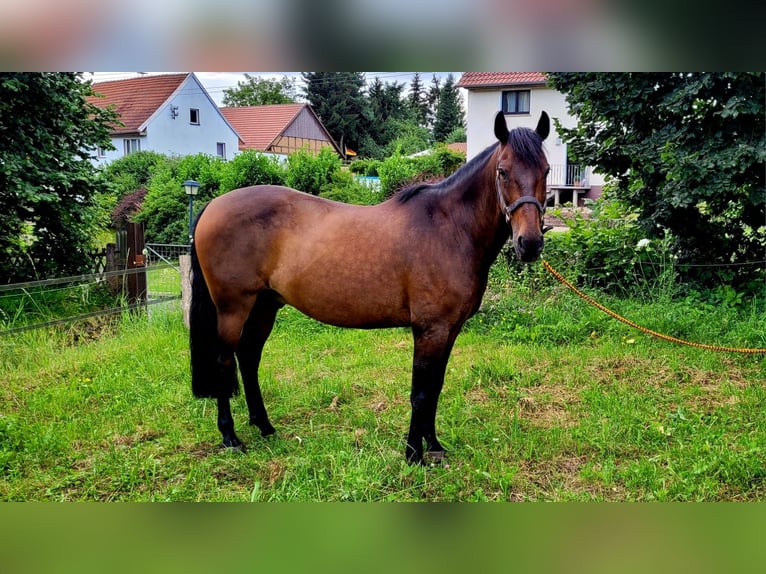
[101,151,169,199]
[319,170,381,205]
[285,146,341,196]
[378,145,466,199]
[219,150,286,193]
[135,154,227,244]
[348,158,382,177]
[110,188,148,230]
[378,151,419,198]
[505,196,680,299]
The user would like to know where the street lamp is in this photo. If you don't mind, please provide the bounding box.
[183,180,199,246]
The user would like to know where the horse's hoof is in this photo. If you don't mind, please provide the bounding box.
[405,448,423,465]
[221,438,246,452]
[250,419,276,437]
[425,450,447,464]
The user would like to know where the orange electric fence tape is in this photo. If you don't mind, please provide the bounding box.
[542,260,766,355]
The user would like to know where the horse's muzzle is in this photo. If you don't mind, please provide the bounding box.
[515,233,544,262]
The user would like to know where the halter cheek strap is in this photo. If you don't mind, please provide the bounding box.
[496,175,553,234]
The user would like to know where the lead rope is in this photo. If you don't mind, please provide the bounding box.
[542,260,766,354]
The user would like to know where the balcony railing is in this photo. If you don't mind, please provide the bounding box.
[547,164,590,188]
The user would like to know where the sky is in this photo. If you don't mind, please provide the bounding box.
[86,72,460,107]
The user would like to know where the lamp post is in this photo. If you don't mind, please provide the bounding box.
[183,180,199,246]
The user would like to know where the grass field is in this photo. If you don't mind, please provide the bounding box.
[1,262,764,501]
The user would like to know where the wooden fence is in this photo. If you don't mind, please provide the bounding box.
[0,223,186,336]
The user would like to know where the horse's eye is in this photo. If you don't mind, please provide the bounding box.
[497,168,508,181]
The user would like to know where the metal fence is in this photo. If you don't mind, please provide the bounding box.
[0,244,189,336]
[145,244,188,302]
[548,164,590,187]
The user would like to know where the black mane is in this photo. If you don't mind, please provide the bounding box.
[395,127,544,204]
[507,127,546,167]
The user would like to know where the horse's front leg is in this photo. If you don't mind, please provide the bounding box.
[405,326,460,464]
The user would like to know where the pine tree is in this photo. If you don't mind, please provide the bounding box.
[302,72,370,153]
[432,74,464,143]
[407,72,428,128]
[425,74,442,129]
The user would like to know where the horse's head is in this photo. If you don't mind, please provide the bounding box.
[494,111,551,262]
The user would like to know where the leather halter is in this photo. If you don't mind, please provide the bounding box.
[496,172,553,234]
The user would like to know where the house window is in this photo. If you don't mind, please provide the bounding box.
[96,146,106,159]
[123,138,141,155]
[502,90,531,114]
[216,142,226,159]
[190,108,200,125]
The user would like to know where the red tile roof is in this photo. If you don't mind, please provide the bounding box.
[456,72,548,88]
[220,103,308,151]
[87,73,189,134]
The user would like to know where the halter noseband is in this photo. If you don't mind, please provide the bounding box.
[496,171,553,234]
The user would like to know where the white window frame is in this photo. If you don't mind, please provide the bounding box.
[216,142,226,159]
[190,108,200,125]
[123,138,141,155]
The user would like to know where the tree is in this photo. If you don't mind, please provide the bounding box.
[548,72,765,287]
[302,72,371,154]
[0,73,118,282]
[221,74,298,107]
[432,74,464,143]
[425,74,442,129]
[407,72,429,128]
[366,78,420,158]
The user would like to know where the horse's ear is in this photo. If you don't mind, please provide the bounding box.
[536,111,550,141]
[494,111,509,143]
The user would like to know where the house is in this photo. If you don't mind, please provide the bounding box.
[456,72,604,206]
[220,103,343,158]
[87,73,242,165]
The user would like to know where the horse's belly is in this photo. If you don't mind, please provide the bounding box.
[272,268,411,329]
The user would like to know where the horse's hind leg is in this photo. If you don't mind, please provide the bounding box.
[215,303,255,450]
[237,294,282,437]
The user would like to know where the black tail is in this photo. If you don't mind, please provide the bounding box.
[189,211,239,399]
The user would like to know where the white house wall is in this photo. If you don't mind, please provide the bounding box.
[142,75,239,160]
[462,86,604,187]
[93,75,240,165]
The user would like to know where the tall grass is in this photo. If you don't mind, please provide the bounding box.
[1,261,765,501]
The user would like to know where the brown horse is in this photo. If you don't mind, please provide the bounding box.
[190,111,550,464]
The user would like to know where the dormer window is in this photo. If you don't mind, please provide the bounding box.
[190,108,200,125]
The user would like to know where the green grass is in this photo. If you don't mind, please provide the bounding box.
[1,264,765,501]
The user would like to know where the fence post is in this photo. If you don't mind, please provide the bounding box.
[179,254,191,328]
[126,222,147,307]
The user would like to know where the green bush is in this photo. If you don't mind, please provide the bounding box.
[285,146,341,196]
[348,158,382,176]
[319,170,381,205]
[219,150,286,193]
[100,151,169,199]
[135,154,226,244]
[378,145,466,199]
[378,151,419,198]
[505,197,680,299]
